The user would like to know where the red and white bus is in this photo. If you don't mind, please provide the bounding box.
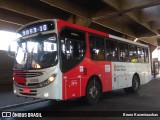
[9,19,151,104]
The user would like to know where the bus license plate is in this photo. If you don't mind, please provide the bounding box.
[23,88,30,93]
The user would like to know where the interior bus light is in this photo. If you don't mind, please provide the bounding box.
[35,63,41,68]
[32,61,41,69]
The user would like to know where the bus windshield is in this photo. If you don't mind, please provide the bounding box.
[14,33,58,69]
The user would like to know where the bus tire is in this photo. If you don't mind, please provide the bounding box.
[85,79,101,105]
[124,75,140,93]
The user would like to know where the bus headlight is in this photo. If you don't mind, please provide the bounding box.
[48,74,56,82]
[38,74,56,88]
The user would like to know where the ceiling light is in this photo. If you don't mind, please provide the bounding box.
[134,38,138,42]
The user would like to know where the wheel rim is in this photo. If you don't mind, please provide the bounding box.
[89,86,98,98]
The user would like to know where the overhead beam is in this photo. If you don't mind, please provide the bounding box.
[98,0,158,37]
[120,0,160,10]
[0,20,22,32]
[149,21,160,30]
[0,8,37,26]
[149,44,158,53]
[41,0,136,39]
[125,11,158,36]
[140,6,160,22]
[94,0,160,20]
[0,0,55,19]
[41,0,89,18]
[95,0,160,32]
[41,0,126,33]
[93,18,135,37]
[139,36,159,46]
[41,0,150,39]
[67,15,91,27]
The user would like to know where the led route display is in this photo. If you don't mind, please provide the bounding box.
[18,21,55,37]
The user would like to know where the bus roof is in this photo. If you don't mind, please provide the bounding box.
[17,19,149,48]
[58,19,149,48]
[57,19,109,37]
[109,35,149,48]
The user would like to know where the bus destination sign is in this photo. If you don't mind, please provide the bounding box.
[18,21,55,37]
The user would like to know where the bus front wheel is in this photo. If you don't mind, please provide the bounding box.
[85,79,101,105]
[124,75,140,93]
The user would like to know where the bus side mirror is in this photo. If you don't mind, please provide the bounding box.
[8,45,15,58]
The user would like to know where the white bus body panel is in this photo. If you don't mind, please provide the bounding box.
[109,35,152,90]
[112,62,151,90]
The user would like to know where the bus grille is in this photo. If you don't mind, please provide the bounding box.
[14,71,43,78]
[15,82,39,88]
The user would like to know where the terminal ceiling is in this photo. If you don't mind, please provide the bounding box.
[0,0,160,49]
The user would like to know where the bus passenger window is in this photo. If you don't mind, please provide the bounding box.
[129,45,138,62]
[144,48,149,63]
[105,39,118,61]
[90,35,105,61]
[60,28,86,72]
[119,42,129,62]
[137,47,145,63]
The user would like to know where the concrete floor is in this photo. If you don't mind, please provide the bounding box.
[1,78,160,120]
[0,84,34,107]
